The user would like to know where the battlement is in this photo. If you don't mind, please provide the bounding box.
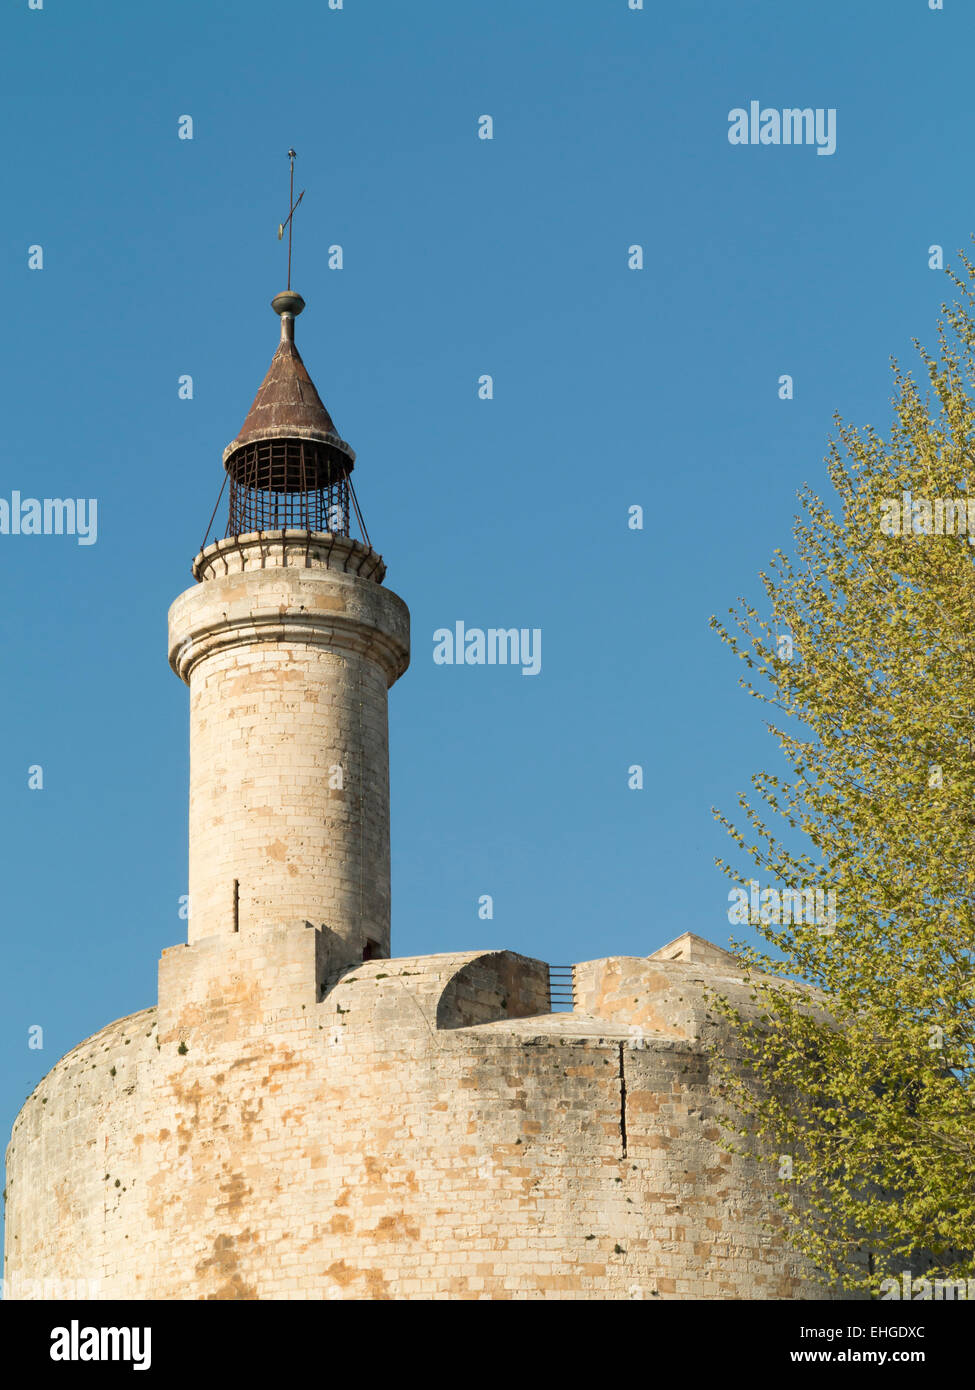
[156,921,758,1049]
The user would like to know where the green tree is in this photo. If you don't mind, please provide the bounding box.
[709,256,975,1296]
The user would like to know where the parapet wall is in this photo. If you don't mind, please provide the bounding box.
[3,934,842,1300]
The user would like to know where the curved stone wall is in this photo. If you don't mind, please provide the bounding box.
[3,939,842,1301]
[167,537,409,959]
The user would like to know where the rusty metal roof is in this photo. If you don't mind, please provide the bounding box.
[222,293,354,468]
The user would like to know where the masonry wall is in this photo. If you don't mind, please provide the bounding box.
[167,533,409,964]
[3,938,842,1301]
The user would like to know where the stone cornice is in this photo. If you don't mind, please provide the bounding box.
[191,531,384,584]
[169,560,410,687]
[170,608,409,685]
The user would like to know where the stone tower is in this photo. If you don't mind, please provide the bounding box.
[168,290,409,969]
[2,283,846,1302]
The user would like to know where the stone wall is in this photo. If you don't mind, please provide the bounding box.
[167,533,409,966]
[2,934,841,1300]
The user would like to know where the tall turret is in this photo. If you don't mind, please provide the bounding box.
[168,290,410,969]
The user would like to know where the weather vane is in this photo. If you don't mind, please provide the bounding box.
[277,148,305,292]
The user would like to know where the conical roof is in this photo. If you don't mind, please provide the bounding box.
[222,292,354,471]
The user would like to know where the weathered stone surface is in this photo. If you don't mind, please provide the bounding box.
[167,533,408,967]
[3,937,840,1301]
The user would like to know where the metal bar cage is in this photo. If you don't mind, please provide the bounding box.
[226,439,351,538]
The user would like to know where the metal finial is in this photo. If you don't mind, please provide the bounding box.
[276,148,305,292]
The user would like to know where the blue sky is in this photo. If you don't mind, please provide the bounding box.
[0,0,968,1247]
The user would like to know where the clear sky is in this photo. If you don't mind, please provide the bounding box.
[0,0,967,1253]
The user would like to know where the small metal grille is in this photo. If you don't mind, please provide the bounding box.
[549,965,575,1013]
[226,438,351,538]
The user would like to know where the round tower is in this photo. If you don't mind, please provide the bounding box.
[168,290,410,967]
